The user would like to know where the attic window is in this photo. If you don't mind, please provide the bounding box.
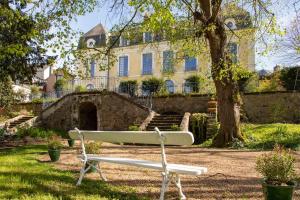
[87,38,96,48]
[225,18,237,30]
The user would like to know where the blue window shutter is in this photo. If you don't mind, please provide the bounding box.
[90,60,95,77]
[185,56,197,71]
[163,51,173,72]
[124,56,128,76]
[142,53,152,74]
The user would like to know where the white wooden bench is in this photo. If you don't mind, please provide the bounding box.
[69,127,207,200]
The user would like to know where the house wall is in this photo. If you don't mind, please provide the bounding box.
[76,29,255,90]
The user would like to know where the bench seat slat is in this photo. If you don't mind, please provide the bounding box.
[69,130,194,146]
[85,155,207,175]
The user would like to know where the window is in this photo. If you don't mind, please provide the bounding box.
[120,36,130,46]
[163,50,174,73]
[165,80,175,94]
[144,32,153,43]
[185,56,197,71]
[228,43,238,63]
[119,56,128,77]
[87,38,95,48]
[90,60,95,78]
[86,84,94,90]
[184,81,192,94]
[142,53,152,75]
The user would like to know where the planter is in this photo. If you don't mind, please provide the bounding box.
[85,161,98,173]
[48,149,61,162]
[67,139,75,147]
[262,181,297,200]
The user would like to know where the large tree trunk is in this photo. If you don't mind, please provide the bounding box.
[213,80,243,147]
[205,18,243,147]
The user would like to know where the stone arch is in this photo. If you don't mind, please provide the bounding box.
[79,102,98,130]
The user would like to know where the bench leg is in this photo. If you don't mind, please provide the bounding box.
[159,173,171,200]
[77,163,90,186]
[174,174,186,200]
[97,162,107,181]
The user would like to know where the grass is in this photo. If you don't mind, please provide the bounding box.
[242,123,300,150]
[0,145,147,200]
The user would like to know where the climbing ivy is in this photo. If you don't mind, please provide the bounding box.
[190,113,208,144]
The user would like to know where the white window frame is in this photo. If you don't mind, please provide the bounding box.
[143,32,153,43]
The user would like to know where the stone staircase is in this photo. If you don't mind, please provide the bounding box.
[7,115,35,129]
[145,114,183,131]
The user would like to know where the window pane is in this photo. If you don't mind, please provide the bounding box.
[142,53,152,75]
[119,56,128,76]
[90,60,95,78]
[228,43,238,63]
[185,56,197,71]
[144,32,152,42]
[165,80,175,94]
[163,51,173,72]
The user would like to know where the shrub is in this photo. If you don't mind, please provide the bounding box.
[119,80,137,96]
[30,85,40,99]
[48,136,63,150]
[190,113,208,144]
[256,145,297,185]
[85,142,102,154]
[142,77,163,94]
[16,127,65,139]
[54,79,66,91]
[128,125,139,131]
[0,128,5,139]
[185,75,204,93]
[75,85,87,92]
[170,124,181,131]
[280,66,300,91]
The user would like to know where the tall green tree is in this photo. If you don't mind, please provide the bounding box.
[98,0,281,147]
[0,0,49,81]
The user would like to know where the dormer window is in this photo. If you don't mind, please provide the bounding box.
[225,18,237,30]
[87,38,96,48]
[143,32,153,43]
[120,36,130,47]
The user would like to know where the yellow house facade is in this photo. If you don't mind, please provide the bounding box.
[76,18,255,94]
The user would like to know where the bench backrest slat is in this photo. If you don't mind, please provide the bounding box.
[69,130,194,146]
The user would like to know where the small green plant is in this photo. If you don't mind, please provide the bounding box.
[170,124,181,131]
[256,145,297,185]
[85,142,102,154]
[48,136,63,150]
[231,138,244,149]
[142,77,163,94]
[190,113,208,144]
[54,79,66,91]
[75,85,87,92]
[185,75,204,93]
[128,125,139,131]
[119,80,137,96]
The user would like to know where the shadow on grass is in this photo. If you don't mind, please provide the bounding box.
[0,145,148,200]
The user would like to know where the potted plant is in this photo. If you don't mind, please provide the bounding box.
[256,145,298,200]
[67,138,75,147]
[85,142,101,173]
[54,79,66,98]
[48,136,63,162]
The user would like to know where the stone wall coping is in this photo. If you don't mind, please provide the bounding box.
[41,90,149,114]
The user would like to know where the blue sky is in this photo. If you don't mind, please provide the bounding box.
[70,1,300,71]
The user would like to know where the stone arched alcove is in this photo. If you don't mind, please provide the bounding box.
[79,102,98,130]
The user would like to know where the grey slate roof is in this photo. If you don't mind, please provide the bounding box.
[83,23,106,37]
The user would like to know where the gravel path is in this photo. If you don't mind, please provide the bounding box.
[47,142,300,200]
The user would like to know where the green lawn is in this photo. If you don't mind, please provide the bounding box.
[0,145,147,200]
[242,123,300,150]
